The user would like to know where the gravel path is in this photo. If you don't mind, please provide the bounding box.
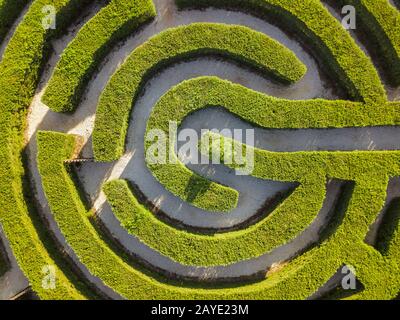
[20,0,400,291]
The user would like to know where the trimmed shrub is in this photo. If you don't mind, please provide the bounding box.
[146,76,395,138]
[0,0,97,300]
[3,0,399,300]
[37,131,190,300]
[0,0,29,43]
[199,131,400,299]
[375,198,400,255]
[176,0,387,103]
[103,179,325,266]
[93,22,307,212]
[93,0,394,213]
[42,0,156,112]
[93,22,306,162]
[38,131,400,299]
[0,250,8,277]
[144,75,395,216]
[336,0,400,86]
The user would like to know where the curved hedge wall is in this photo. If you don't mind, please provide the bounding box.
[42,0,156,112]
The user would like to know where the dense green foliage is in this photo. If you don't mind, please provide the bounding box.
[144,73,400,298]
[42,0,156,112]
[93,22,306,161]
[0,250,8,277]
[94,0,394,213]
[375,198,400,255]
[93,22,307,212]
[335,0,400,86]
[199,130,400,298]
[37,131,187,299]
[176,0,387,104]
[0,0,96,300]
[144,75,395,217]
[1,0,399,300]
[37,130,400,299]
[103,179,324,266]
[36,131,321,299]
[99,76,400,271]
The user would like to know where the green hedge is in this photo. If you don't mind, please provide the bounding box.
[392,101,400,123]
[336,0,400,86]
[93,22,307,212]
[37,131,186,299]
[93,22,306,161]
[3,0,399,300]
[200,130,400,185]
[146,76,394,140]
[0,0,97,300]
[93,0,394,213]
[103,70,400,297]
[0,0,29,43]
[375,198,400,255]
[103,178,325,266]
[151,77,400,184]
[175,0,387,103]
[42,0,156,112]
[0,249,8,277]
[38,131,400,299]
[382,199,400,270]
[144,75,395,220]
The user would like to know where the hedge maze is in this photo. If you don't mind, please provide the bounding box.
[0,0,400,300]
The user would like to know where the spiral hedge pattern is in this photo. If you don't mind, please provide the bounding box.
[0,0,399,300]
